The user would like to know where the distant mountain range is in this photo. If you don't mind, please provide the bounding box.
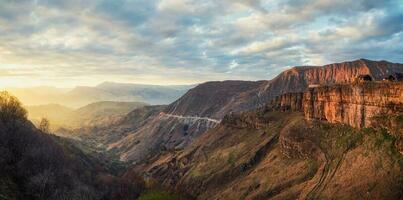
[26,101,148,130]
[8,82,194,108]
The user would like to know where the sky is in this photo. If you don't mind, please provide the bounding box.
[0,0,402,88]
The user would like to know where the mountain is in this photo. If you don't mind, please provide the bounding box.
[165,80,268,119]
[3,59,402,200]
[262,59,403,100]
[72,101,149,127]
[8,82,193,108]
[137,106,402,199]
[0,92,145,200]
[72,81,268,163]
[74,59,402,164]
[95,82,195,105]
[26,101,148,130]
[26,104,75,128]
[6,86,70,106]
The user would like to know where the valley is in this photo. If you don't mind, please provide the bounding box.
[1,59,402,200]
[2,1,403,199]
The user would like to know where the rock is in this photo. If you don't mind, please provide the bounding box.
[303,82,403,128]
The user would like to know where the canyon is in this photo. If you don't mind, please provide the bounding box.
[14,59,401,200]
[133,81,402,200]
[70,59,403,165]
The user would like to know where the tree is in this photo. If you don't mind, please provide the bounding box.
[39,118,50,134]
[0,91,27,128]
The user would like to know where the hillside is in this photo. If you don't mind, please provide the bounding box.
[136,109,403,199]
[26,101,148,130]
[26,104,75,128]
[0,92,144,200]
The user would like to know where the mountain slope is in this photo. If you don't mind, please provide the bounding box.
[165,80,268,119]
[26,104,75,126]
[0,92,145,200]
[26,101,148,130]
[137,109,403,200]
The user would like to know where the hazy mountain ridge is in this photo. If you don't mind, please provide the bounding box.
[9,82,193,108]
[26,101,148,130]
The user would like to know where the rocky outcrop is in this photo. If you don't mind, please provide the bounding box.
[265,82,402,130]
[263,59,403,100]
[267,93,304,112]
[303,82,403,128]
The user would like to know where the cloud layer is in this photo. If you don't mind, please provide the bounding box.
[0,0,402,87]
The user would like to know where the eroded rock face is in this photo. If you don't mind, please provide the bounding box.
[266,82,402,130]
[264,59,403,100]
[303,82,403,128]
[267,92,304,112]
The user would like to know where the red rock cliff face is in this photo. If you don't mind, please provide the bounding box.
[266,82,402,129]
[263,59,403,100]
[268,92,304,111]
[303,82,403,128]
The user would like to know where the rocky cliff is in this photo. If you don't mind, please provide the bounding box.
[303,82,403,128]
[266,82,402,128]
[263,59,403,100]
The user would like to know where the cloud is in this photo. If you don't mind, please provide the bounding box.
[0,0,402,87]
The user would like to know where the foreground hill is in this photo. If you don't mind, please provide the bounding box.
[9,82,193,108]
[131,76,402,199]
[138,109,402,199]
[73,59,403,164]
[0,92,144,200]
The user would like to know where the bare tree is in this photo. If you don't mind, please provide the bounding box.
[39,118,50,134]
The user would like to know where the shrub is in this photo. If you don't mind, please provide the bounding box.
[138,190,179,200]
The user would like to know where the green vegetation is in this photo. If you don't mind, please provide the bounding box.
[138,190,179,200]
[227,151,237,167]
[365,128,402,165]
[374,129,396,149]
[306,158,318,178]
[189,168,202,178]
[335,128,364,150]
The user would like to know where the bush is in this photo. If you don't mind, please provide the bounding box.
[138,190,179,200]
